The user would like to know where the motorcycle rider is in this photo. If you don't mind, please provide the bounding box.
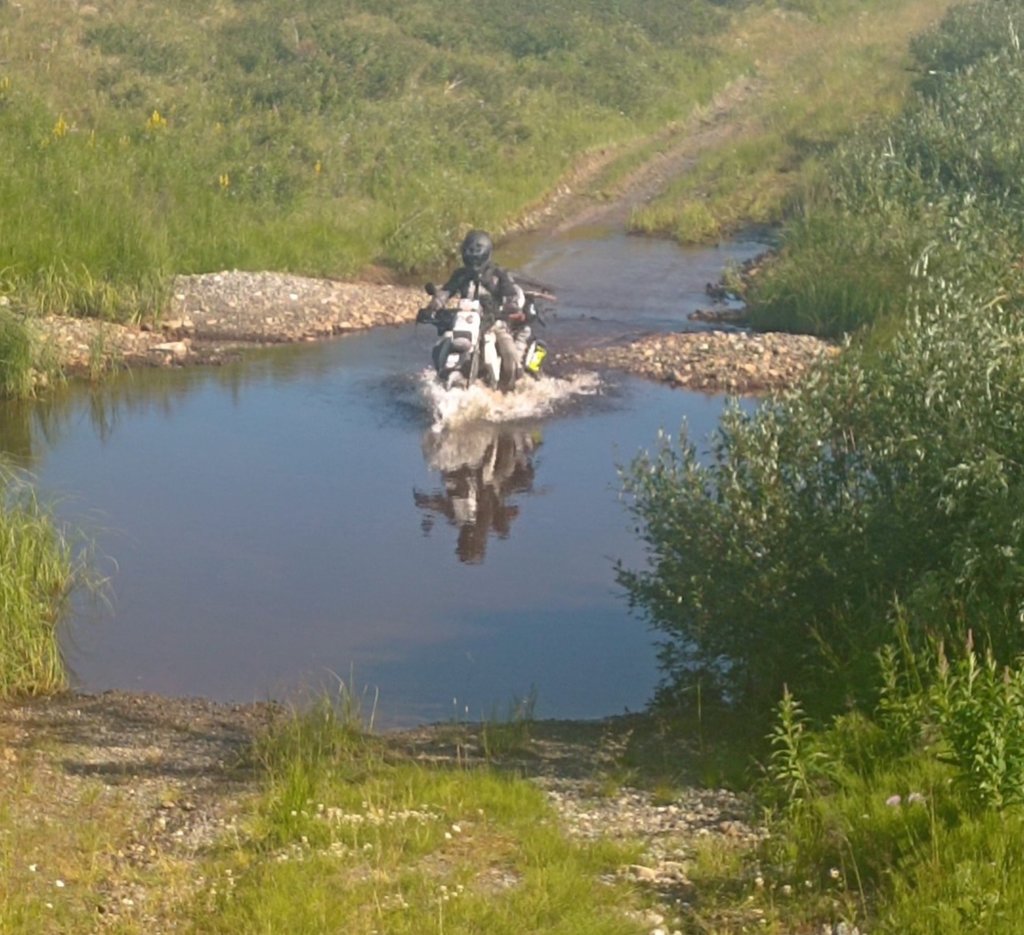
[423,229,531,391]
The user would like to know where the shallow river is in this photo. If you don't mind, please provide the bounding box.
[1,230,763,727]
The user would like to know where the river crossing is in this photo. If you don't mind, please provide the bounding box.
[0,230,764,726]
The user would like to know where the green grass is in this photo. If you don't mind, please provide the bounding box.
[0,0,747,323]
[0,310,63,399]
[190,699,648,935]
[0,465,76,698]
[0,0,956,329]
[742,0,1024,337]
[0,313,37,399]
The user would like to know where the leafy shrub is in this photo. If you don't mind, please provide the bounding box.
[930,640,1024,810]
[754,637,1024,932]
[910,0,1024,97]
[619,283,1024,718]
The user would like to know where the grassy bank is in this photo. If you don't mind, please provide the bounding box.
[197,704,648,935]
[745,0,1024,337]
[0,0,744,323]
[1,697,710,934]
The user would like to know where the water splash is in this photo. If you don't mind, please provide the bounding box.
[418,369,602,429]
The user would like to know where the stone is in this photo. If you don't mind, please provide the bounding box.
[151,341,189,361]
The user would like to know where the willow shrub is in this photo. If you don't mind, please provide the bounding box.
[0,466,76,698]
[909,0,1024,98]
[619,284,1024,719]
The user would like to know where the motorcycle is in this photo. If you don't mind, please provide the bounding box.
[415,283,551,392]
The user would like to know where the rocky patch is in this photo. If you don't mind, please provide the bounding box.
[31,271,424,376]
[30,269,837,396]
[560,327,839,395]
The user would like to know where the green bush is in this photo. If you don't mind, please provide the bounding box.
[619,283,1024,718]
[753,639,1024,933]
[909,0,1024,98]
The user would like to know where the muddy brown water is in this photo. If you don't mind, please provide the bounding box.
[0,231,762,727]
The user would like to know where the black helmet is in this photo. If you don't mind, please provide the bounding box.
[460,229,493,271]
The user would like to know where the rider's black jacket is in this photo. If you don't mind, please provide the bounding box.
[436,261,520,311]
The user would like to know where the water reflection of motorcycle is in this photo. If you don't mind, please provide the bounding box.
[415,284,551,392]
[413,424,543,564]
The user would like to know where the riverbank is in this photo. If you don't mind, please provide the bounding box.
[32,268,837,395]
[1,690,762,934]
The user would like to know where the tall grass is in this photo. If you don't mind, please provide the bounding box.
[0,465,76,698]
[0,0,748,322]
[746,0,1024,336]
[0,312,37,399]
[734,633,1024,934]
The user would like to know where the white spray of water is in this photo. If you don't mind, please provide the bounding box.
[418,369,602,430]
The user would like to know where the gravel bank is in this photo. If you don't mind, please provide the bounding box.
[32,271,424,374]
[560,327,840,395]
[31,269,837,394]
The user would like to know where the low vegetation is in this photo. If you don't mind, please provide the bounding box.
[196,700,646,935]
[0,696,662,935]
[8,0,1024,931]
[619,1,1024,930]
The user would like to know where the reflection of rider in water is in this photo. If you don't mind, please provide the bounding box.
[413,426,541,564]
